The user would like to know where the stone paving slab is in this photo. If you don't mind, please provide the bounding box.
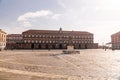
[0,49,120,80]
[0,67,68,80]
[0,68,118,80]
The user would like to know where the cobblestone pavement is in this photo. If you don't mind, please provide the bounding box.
[0,49,120,80]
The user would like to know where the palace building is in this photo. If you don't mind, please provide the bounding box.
[0,29,7,50]
[111,31,120,49]
[15,28,98,49]
[6,34,23,49]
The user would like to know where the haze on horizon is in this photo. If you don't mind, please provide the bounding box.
[0,0,120,45]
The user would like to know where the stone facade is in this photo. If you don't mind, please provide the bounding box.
[15,28,98,49]
[0,29,6,50]
[6,34,23,49]
[111,31,120,49]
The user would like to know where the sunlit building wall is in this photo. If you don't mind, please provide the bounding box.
[111,32,120,49]
[0,29,7,50]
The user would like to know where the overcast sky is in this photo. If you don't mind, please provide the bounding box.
[1,0,120,45]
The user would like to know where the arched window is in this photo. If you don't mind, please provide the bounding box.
[36,40,38,43]
[28,40,30,43]
[39,41,41,43]
[43,41,45,43]
[36,35,38,37]
[24,40,27,43]
[39,35,41,38]
[32,40,34,43]
[24,35,26,37]
[32,35,34,37]
[28,35,31,37]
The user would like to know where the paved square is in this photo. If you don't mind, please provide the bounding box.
[0,49,120,80]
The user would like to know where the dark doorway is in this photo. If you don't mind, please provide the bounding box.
[52,45,54,49]
[46,44,48,49]
[39,44,41,49]
[85,44,87,49]
[31,44,34,49]
[79,44,81,49]
[60,44,62,49]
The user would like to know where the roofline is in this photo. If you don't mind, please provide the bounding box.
[111,31,120,37]
[22,29,93,35]
[7,34,22,35]
[0,29,7,34]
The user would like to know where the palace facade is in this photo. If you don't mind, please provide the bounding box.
[6,34,23,49]
[0,29,6,50]
[14,28,98,49]
[111,31,120,49]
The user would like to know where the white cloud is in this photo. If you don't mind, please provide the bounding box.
[52,14,62,20]
[58,0,120,21]
[17,10,58,27]
[58,0,66,9]
[22,21,32,27]
[17,10,53,21]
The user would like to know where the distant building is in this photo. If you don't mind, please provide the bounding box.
[6,34,23,49]
[0,29,7,50]
[15,28,98,49]
[111,31,120,49]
